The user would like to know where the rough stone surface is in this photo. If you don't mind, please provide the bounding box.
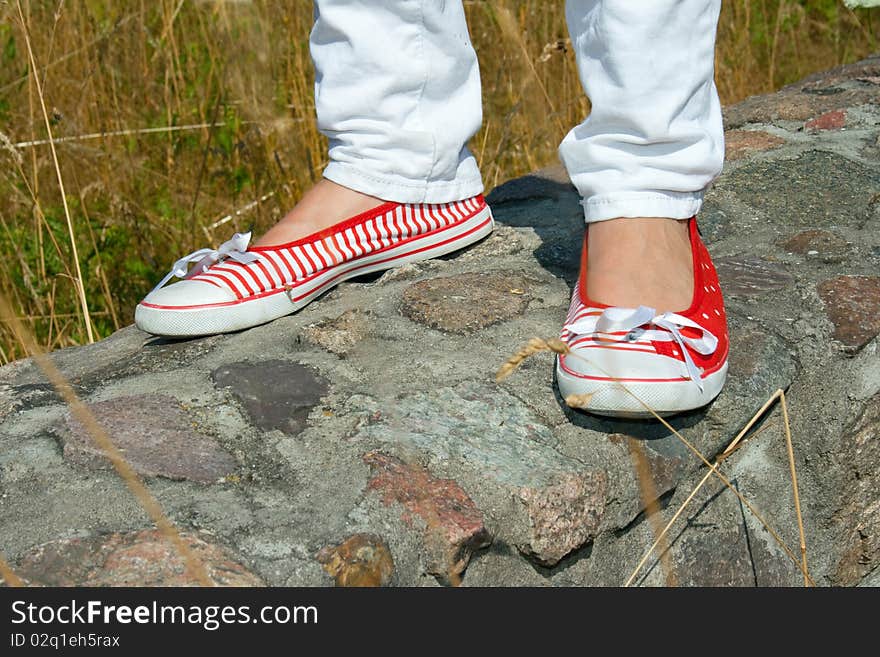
[352,382,611,566]
[354,383,574,489]
[781,229,851,263]
[61,394,236,483]
[832,394,880,586]
[1,57,879,587]
[211,360,328,434]
[485,164,574,205]
[719,151,880,228]
[859,568,880,588]
[608,433,684,500]
[363,452,490,584]
[725,129,785,161]
[817,276,880,349]
[671,513,797,587]
[715,257,794,296]
[15,530,262,586]
[303,309,370,356]
[316,533,394,587]
[400,272,531,334]
[516,471,606,566]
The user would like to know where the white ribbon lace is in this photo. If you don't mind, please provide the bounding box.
[564,305,718,391]
[151,231,260,293]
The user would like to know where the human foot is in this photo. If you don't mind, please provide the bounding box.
[255,179,385,247]
[556,217,729,418]
[586,217,693,312]
[135,195,494,337]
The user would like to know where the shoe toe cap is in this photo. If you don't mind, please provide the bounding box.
[140,279,236,308]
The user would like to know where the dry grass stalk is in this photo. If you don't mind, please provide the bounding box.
[621,386,813,586]
[205,188,281,236]
[0,130,23,166]
[780,390,809,586]
[495,337,569,382]
[626,437,678,586]
[0,289,213,586]
[15,0,94,344]
[620,382,815,586]
[624,399,781,587]
[489,3,567,141]
[0,12,140,95]
[12,122,234,149]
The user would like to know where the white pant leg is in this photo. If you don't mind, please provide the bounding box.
[312,0,484,203]
[560,0,724,223]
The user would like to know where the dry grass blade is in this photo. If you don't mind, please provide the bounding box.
[0,12,140,94]
[617,379,815,586]
[624,392,784,587]
[489,3,567,141]
[204,188,281,236]
[0,130,24,166]
[716,420,778,464]
[627,437,678,586]
[495,337,569,382]
[15,0,94,344]
[780,390,809,585]
[12,122,233,149]
[0,555,24,587]
[0,289,213,586]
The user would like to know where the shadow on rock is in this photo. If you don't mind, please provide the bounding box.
[486,166,585,286]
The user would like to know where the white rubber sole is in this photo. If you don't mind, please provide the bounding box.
[136,206,494,337]
[556,356,728,418]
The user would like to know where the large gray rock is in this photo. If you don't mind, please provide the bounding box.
[1,57,879,587]
[350,382,606,567]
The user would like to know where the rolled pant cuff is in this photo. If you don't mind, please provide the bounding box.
[581,192,704,223]
[324,162,484,204]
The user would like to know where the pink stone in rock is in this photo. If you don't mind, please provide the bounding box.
[516,471,607,566]
[817,276,880,349]
[805,109,847,132]
[15,530,262,586]
[62,394,236,483]
[363,452,490,584]
[724,130,785,161]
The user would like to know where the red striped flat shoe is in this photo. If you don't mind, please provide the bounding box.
[135,196,494,337]
[556,218,729,418]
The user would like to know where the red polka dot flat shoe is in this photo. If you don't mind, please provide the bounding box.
[135,196,494,337]
[556,217,729,418]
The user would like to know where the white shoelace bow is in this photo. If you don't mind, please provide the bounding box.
[151,231,260,293]
[564,305,719,391]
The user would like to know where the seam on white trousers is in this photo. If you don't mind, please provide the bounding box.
[412,0,439,184]
[581,192,704,223]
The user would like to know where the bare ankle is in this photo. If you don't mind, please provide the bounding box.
[586,216,694,311]
[255,179,385,247]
